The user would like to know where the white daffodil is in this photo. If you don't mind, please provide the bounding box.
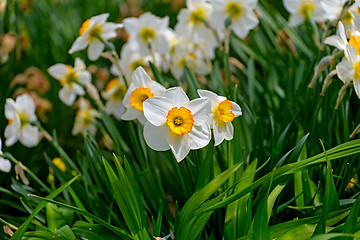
[123,12,173,57]
[321,0,346,21]
[209,0,259,39]
[283,0,324,27]
[102,78,127,120]
[4,93,40,147]
[48,58,91,106]
[121,66,166,124]
[175,0,213,44]
[143,87,211,162]
[324,21,348,53]
[0,139,11,173]
[197,90,242,146]
[72,98,100,137]
[69,13,123,61]
[336,44,360,98]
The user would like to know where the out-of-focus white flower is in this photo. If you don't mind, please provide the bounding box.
[283,0,324,27]
[4,93,40,147]
[121,67,166,124]
[341,3,360,36]
[123,12,173,57]
[143,87,211,162]
[324,21,348,53]
[69,13,123,61]
[209,0,259,39]
[197,90,242,146]
[336,45,360,98]
[102,78,127,120]
[175,0,213,44]
[48,58,91,106]
[0,139,11,173]
[72,98,100,136]
[321,0,346,21]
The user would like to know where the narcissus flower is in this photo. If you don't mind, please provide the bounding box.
[102,78,127,120]
[198,90,241,146]
[143,87,211,162]
[4,93,40,147]
[336,45,360,99]
[324,21,348,54]
[283,0,324,27]
[123,12,173,56]
[69,13,123,61]
[121,67,166,124]
[175,0,213,44]
[209,0,259,39]
[321,0,346,21]
[72,98,100,137]
[0,139,11,173]
[48,58,91,106]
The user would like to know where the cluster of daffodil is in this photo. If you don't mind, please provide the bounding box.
[283,0,348,27]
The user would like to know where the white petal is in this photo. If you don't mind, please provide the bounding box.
[338,21,347,43]
[88,39,105,61]
[76,71,91,84]
[284,0,302,13]
[123,17,139,35]
[324,36,346,50]
[122,84,137,106]
[213,122,226,146]
[69,36,88,54]
[19,124,40,147]
[189,124,211,150]
[59,86,77,106]
[347,44,359,65]
[167,132,191,162]
[144,122,171,151]
[101,22,122,40]
[336,60,354,84]
[162,87,189,107]
[243,0,258,9]
[354,79,360,99]
[0,158,11,173]
[288,13,304,27]
[4,125,18,146]
[224,122,234,141]
[5,98,17,120]
[90,13,109,26]
[150,81,166,96]
[231,101,242,117]
[48,64,69,80]
[153,34,171,54]
[197,89,219,109]
[184,98,211,125]
[73,58,86,71]
[16,94,36,121]
[106,100,126,119]
[143,96,173,126]
[121,107,141,121]
[132,67,152,87]
[210,10,227,30]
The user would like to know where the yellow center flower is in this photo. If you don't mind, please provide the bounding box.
[18,112,29,125]
[52,157,67,172]
[140,27,156,42]
[349,36,360,56]
[79,19,90,36]
[60,65,77,86]
[342,11,353,25]
[226,2,243,19]
[299,3,315,18]
[214,100,235,123]
[354,62,360,79]
[166,107,194,135]
[190,8,206,25]
[105,78,127,100]
[79,19,102,41]
[130,88,154,110]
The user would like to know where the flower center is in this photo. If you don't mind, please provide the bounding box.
[166,107,194,135]
[214,100,235,123]
[105,78,127,100]
[130,87,154,111]
[18,112,30,125]
[140,27,156,42]
[88,25,102,41]
[79,19,90,36]
[190,8,206,25]
[353,62,360,79]
[299,3,315,18]
[60,65,77,86]
[342,11,353,25]
[349,36,360,56]
[226,2,243,19]
[131,60,143,71]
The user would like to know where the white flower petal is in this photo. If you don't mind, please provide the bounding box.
[123,17,139,35]
[213,122,226,146]
[336,60,354,84]
[162,87,189,107]
[143,96,173,126]
[288,13,304,27]
[0,158,11,173]
[88,39,105,61]
[121,107,141,121]
[73,58,86,71]
[184,98,211,125]
[231,101,242,117]
[101,22,122,40]
[144,122,171,151]
[59,86,77,106]
[69,36,89,54]
[324,36,345,50]
[19,124,40,147]
[5,98,16,120]
[132,67,152,87]
[347,44,359,65]
[48,64,69,80]
[167,132,191,162]
[354,79,360,99]
[16,94,36,121]
[76,71,91,84]
[4,125,18,147]
[224,122,234,141]
[90,13,109,26]
[189,124,211,150]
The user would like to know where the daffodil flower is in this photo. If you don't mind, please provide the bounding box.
[175,0,213,44]
[143,87,211,162]
[121,66,166,124]
[102,78,127,120]
[324,22,348,54]
[0,139,11,173]
[209,0,259,39]
[123,12,173,57]
[336,44,360,99]
[283,0,324,27]
[72,98,100,136]
[198,90,242,146]
[321,0,346,21]
[69,13,123,61]
[48,58,91,106]
[4,93,40,147]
